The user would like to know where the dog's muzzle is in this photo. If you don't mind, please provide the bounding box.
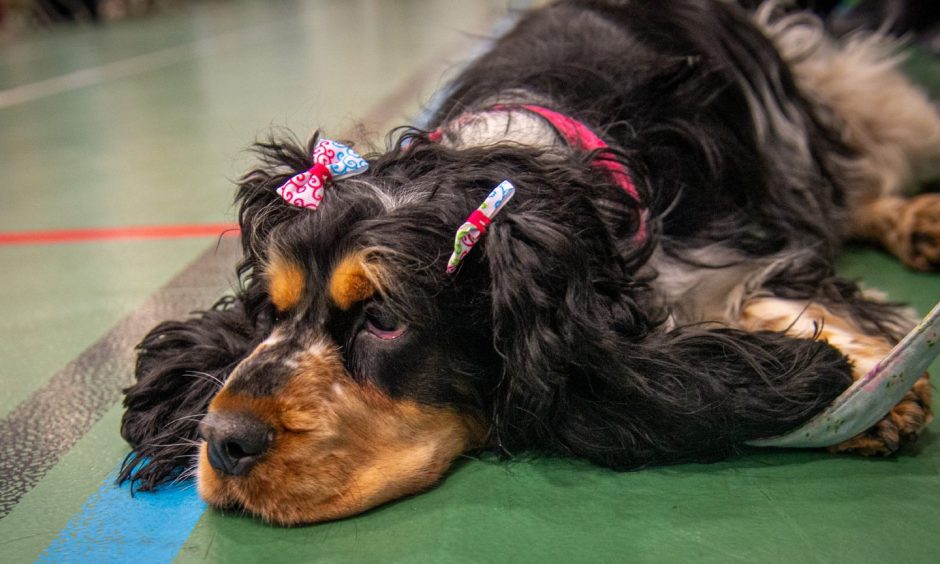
[199,411,272,477]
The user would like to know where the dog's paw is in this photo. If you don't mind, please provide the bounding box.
[828,373,933,456]
[890,194,940,271]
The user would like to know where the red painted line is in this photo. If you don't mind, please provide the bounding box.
[0,223,241,246]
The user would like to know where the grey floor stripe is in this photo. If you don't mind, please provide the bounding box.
[0,237,241,519]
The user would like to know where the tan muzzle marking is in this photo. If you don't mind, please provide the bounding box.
[197,342,485,525]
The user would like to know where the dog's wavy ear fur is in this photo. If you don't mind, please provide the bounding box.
[119,298,259,489]
[483,212,854,468]
[119,134,316,489]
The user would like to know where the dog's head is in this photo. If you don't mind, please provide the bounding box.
[190,131,649,524]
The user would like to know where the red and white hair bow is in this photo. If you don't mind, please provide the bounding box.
[276,138,369,210]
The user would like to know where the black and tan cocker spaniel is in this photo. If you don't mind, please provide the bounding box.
[120,0,939,525]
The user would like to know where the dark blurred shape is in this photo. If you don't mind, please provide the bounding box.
[827,0,938,39]
[41,0,101,22]
[1,0,165,33]
[737,1,940,56]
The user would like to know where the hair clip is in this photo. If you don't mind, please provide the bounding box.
[446,180,516,274]
[276,139,368,210]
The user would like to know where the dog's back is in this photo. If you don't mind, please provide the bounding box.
[436,0,940,267]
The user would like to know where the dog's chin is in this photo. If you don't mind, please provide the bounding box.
[196,401,485,526]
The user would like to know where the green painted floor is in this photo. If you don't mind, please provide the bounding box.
[0,1,938,563]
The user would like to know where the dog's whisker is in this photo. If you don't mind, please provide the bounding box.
[166,413,207,427]
[185,371,225,387]
[144,442,202,451]
[144,436,203,449]
[170,466,200,486]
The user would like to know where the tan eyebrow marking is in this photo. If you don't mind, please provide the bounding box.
[328,252,383,311]
[267,254,305,313]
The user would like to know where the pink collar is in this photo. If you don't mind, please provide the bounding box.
[496,104,641,202]
[431,104,647,244]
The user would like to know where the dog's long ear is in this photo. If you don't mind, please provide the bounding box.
[484,214,854,468]
[120,133,320,489]
[119,296,262,489]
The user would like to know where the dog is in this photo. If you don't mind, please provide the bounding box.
[120,0,940,525]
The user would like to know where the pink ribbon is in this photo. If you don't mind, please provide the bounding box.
[276,139,368,210]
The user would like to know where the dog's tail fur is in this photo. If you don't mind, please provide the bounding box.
[753,1,940,200]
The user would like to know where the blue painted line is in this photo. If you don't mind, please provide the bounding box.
[37,469,205,564]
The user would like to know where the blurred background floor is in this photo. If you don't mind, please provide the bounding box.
[0,1,938,563]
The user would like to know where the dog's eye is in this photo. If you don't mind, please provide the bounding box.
[258,304,284,331]
[363,307,406,340]
[267,304,285,326]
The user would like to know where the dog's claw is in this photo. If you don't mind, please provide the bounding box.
[829,374,933,456]
[894,194,940,271]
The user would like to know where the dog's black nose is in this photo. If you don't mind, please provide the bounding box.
[199,412,272,476]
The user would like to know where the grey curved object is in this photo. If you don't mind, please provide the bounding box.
[747,301,940,448]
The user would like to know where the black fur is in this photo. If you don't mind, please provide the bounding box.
[121,0,904,495]
[119,298,259,488]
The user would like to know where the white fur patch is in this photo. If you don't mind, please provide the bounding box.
[648,245,775,327]
[437,108,559,151]
[648,245,839,326]
[262,330,284,347]
[306,338,330,356]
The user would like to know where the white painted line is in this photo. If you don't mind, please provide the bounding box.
[0,23,278,110]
